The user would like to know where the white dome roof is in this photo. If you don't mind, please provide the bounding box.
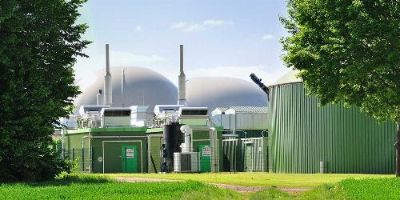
[186,77,267,111]
[272,69,302,86]
[75,68,268,113]
[75,67,177,110]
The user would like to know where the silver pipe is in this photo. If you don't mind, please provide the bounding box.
[104,44,112,105]
[178,45,186,105]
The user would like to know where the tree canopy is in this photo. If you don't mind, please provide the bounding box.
[0,0,89,181]
[281,0,400,122]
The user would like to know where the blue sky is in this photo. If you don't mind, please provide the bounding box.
[75,0,290,88]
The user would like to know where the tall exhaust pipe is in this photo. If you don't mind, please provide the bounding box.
[104,44,112,105]
[178,45,186,105]
[121,67,125,107]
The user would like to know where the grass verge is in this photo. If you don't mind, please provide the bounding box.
[250,178,400,200]
[0,174,241,200]
[2,174,399,200]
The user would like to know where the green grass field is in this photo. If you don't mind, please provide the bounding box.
[0,174,241,200]
[108,172,393,187]
[1,174,399,199]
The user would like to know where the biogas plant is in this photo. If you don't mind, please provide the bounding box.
[60,44,397,174]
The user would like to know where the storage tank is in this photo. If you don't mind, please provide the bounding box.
[186,77,267,111]
[269,70,397,173]
[75,67,177,111]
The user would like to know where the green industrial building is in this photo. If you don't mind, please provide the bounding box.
[211,106,269,172]
[63,106,224,174]
[268,71,397,174]
[64,127,148,173]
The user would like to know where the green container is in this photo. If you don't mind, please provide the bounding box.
[269,78,397,173]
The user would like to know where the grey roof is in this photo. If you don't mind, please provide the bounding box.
[213,107,229,112]
[272,69,302,86]
[226,106,268,113]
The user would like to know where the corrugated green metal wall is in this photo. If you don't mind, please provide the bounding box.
[222,137,268,172]
[147,134,163,173]
[269,82,397,173]
[222,139,243,172]
[243,137,268,172]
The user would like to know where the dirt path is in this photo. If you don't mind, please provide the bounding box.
[210,183,265,193]
[211,183,311,194]
[114,176,312,194]
[114,177,181,183]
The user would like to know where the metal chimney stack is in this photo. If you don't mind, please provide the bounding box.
[121,68,125,107]
[104,44,112,105]
[178,45,186,105]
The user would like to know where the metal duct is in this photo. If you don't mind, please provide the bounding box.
[250,73,269,97]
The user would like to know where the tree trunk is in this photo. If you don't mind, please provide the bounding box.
[396,121,400,177]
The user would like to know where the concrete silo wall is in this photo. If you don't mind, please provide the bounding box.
[269,82,396,173]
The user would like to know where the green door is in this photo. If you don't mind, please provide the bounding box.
[245,144,253,172]
[199,145,211,172]
[122,145,138,173]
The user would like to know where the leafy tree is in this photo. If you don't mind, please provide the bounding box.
[281,0,400,175]
[0,0,89,181]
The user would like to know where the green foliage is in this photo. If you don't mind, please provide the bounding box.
[339,178,400,200]
[297,178,400,200]
[299,184,345,200]
[0,175,240,200]
[0,0,89,181]
[281,0,400,122]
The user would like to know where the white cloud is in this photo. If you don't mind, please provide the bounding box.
[262,34,274,40]
[135,26,142,31]
[170,22,186,29]
[171,19,234,32]
[203,19,234,26]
